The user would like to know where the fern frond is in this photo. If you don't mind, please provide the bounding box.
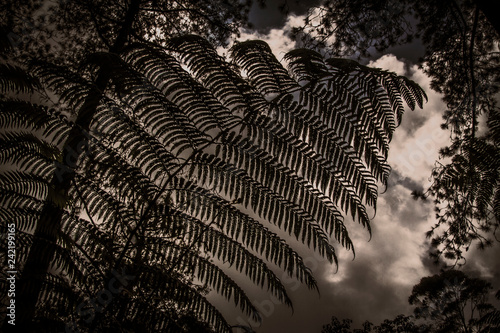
[170,186,318,294]
[4,35,425,332]
[230,40,297,95]
[0,63,40,94]
[138,265,233,333]
[0,131,60,174]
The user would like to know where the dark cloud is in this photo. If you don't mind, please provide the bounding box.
[325,256,414,327]
[463,243,500,290]
[418,240,446,275]
[398,105,431,135]
[387,169,425,193]
[230,256,414,332]
[385,39,425,64]
[249,0,322,31]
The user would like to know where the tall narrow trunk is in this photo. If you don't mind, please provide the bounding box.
[5,1,142,331]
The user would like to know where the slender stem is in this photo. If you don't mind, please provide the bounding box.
[72,177,99,230]
[469,6,479,141]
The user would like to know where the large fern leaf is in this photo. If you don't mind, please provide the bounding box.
[1,35,425,332]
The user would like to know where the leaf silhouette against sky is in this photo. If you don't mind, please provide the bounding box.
[0,1,427,332]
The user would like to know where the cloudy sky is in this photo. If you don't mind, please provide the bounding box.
[215,1,500,332]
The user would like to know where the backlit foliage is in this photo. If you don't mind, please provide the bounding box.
[0,34,425,332]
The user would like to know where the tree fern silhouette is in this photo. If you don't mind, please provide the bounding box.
[1,31,426,332]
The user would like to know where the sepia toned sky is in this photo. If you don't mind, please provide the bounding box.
[213,1,500,332]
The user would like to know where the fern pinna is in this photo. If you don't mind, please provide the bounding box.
[0,35,425,332]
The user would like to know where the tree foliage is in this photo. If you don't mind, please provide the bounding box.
[322,271,499,333]
[321,314,427,333]
[410,270,500,333]
[0,0,256,65]
[1,1,425,332]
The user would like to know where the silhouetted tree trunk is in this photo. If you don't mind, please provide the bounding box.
[7,1,142,331]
